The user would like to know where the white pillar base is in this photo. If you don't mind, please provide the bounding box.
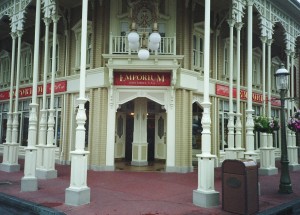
[21,148,38,192]
[244,152,257,161]
[288,146,300,171]
[225,149,238,160]
[21,177,38,192]
[35,146,57,179]
[258,148,278,176]
[65,152,90,206]
[65,187,91,206]
[193,190,219,208]
[0,143,20,172]
[193,155,219,208]
[235,148,245,159]
[36,169,57,179]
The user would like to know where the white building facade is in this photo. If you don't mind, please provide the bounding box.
[0,0,299,206]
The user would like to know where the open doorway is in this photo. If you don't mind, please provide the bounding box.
[115,98,166,171]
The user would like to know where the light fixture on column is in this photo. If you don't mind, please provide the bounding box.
[128,22,161,60]
[275,63,293,194]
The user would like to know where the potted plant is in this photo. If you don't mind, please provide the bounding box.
[254,116,280,133]
[287,110,300,133]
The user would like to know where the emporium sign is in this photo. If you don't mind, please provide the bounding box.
[216,84,281,107]
[114,71,171,86]
[0,80,67,100]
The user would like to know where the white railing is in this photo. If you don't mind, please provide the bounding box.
[109,33,176,55]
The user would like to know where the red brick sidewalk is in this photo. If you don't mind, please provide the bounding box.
[0,159,300,215]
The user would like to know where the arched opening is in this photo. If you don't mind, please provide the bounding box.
[115,98,166,171]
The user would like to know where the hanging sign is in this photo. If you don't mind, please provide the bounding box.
[114,72,171,86]
[216,84,280,107]
[0,80,67,100]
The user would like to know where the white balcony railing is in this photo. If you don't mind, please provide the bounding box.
[109,33,176,56]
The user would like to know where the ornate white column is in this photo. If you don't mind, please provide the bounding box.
[244,0,256,160]
[131,98,148,166]
[259,36,277,175]
[65,0,90,206]
[288,51,300,171]
[10,30,24,170]
[225,18,237,159]
[0,32,19,172]
[234,22,244,158]
[193,0,219,208]
[36,16,51,176]
[39,14,60,179]
[21,0,41,192]
[286,50,293,146]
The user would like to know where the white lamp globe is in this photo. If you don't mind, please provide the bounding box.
[128,32,140,43]
[148,41,159,51]
[138,49,150,60]
[129,42,139,51]
[149,32,161,44]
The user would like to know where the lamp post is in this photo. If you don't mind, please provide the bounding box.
[275,64,293,194]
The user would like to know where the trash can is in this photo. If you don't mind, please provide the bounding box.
[222,159,259,215]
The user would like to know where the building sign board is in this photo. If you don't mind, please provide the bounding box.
[0,80,67,100]
[216,84,281,106]
[114,72,171,86]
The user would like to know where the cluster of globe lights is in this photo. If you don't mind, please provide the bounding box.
[127,23,161,60]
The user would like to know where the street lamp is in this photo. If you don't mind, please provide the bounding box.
[275,64,293,194]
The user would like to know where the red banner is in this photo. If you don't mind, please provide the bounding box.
[0,80,67,100]
[216,84,280,106]
[114,72,171,86]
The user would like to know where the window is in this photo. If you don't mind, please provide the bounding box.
[46,96,62,147]
[72,20,93,72]
[271,109,280,149]
[48,43,59,77]
[193,23,204,73]
[253,105,262,150]
[219,100,237,151]
[252,48,262,87]
[20,44,33,82]
[223,38,237,81]
[193,34,204,72]
[0,51,10,86]
[0,103,9,144]
[19,100,31,146]
[271,57,282,92]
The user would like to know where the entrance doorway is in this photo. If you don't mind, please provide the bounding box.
[115,98,166,171]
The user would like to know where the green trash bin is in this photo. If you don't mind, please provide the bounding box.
[222,159,259,215]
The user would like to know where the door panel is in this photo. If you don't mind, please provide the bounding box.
[115,112,126,158]
[155,113,166,159]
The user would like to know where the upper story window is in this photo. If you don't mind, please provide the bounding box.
[0,50,10,87]
[49,42,59,77]
[271,57,282,92]
[20,43,33,83]
[252,47,262,88]
[72,20,92,72]
[193,23,204,73]
[223,37,237,81]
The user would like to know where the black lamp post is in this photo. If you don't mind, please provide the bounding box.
[275,64,293,194]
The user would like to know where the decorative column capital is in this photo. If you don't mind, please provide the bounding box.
[51,14,61,23]
[247,0,254,6]
[290,52,295,59]
[10,32,17,40]
[260,36,268,43]
[16,30,23,37]
[227,18,236,27]
[43,17,52,26]
[235,22,244,30]
[285,49,292,56]
[267,39,273,46]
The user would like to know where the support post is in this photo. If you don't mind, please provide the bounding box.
[193,0,219,208]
